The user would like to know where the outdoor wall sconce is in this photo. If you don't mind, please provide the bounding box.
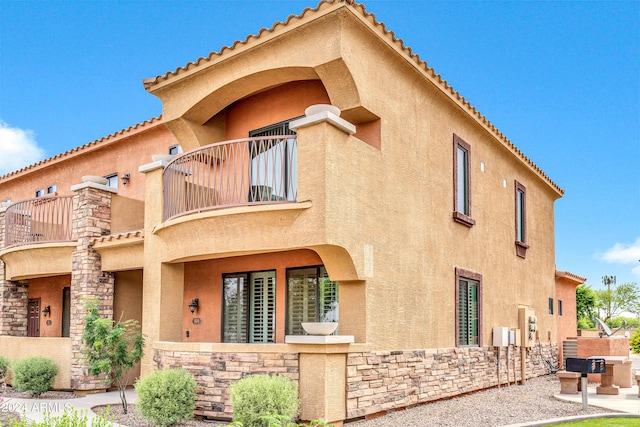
[121,173,131,186]
[188,298,199,314]
[42,305,51,317]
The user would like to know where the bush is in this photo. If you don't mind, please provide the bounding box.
[229,374,299,427]
[0,355,9,377]
[7,407,113,427]
[631,330,640,354]
[10,357,58,396]
[135,368,196,427]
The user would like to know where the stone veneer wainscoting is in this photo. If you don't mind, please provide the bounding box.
[153,344,556,422]
[346,344,558,419]
[154,350,299,420]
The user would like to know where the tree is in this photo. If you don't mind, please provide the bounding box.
[594,281,640,323]
[82,301,145,413]
[576,284,597,327]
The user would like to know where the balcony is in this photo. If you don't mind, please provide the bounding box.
[163,136,297,221]
[4,196,74,248]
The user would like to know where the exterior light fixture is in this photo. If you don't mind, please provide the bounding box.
[121,173,131,185]
[42,305,51,317]
[188,298,199,314]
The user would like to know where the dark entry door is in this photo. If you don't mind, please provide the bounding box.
[27,298,40,337]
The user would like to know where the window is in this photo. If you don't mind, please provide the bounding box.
[168,144,182,155]
[248,120,298,202]
[558,299,562,316]
[35,189,45,198]
[222,271,276,343]
[558,300,563,316]
[548,298,554,315]
[286,266,338,335]
[453,134,475,226]
[456,268,482,347]
[62,287,70,337]
[105,173,118,189]
[47,184,57,194]
[515,180,529,257]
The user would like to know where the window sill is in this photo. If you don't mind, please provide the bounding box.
[515,241,529,258]
[453,211,476,227]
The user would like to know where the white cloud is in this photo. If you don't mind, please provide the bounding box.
[599,237,640,264]
[0,121,46,175]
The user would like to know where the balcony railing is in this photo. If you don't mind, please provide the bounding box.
[163,136,297,221]
[4,196,74,248]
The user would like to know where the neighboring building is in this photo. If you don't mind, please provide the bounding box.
[0,0,579,423]
[555,271,587,366]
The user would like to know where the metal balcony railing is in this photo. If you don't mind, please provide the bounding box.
[163,136,297,221]
[4,196,74,248]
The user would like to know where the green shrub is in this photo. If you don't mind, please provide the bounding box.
[631,329,640,354]
[7,407,113,427]
[0,355,9,377]
[10,357,58,396]
[229,374,299,427]
[135,368,196,427]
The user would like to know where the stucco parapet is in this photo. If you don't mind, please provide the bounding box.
[139,155,176,174]
[154,200,312,234]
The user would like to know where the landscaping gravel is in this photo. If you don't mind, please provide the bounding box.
[349,375,611,427]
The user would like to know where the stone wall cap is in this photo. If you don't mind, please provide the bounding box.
[82,176,109,185]
[71,181,118,194]
[289,111,356,135]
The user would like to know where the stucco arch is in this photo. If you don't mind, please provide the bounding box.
[165,61,362,150]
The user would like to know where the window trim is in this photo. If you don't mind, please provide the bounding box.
[514,180,529,257]
[455,267,482,347]
[453,134,475,227]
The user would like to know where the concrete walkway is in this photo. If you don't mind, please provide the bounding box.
[1,389,136,425]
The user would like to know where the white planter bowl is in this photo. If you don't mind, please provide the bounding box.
[301,322,338,336]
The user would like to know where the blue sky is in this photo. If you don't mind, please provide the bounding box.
[1,0,638,290]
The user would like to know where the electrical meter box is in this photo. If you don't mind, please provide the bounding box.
[492,326,509,347]
[518,307,536,348]
[509,329,521,346]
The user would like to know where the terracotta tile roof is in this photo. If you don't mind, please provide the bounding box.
[143,0,563,196]
[92,230,144,244]
[0,116,163,181]
[556,270,587,285]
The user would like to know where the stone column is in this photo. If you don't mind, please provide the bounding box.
[0,203,29,337]
[69,176,117,391]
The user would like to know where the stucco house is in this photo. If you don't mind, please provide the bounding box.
[0,0,583,424]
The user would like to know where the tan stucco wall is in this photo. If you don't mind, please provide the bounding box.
[113,270,143,384]
[1,244,75,280]
[0,336,72,389]
[111,195,145,234]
